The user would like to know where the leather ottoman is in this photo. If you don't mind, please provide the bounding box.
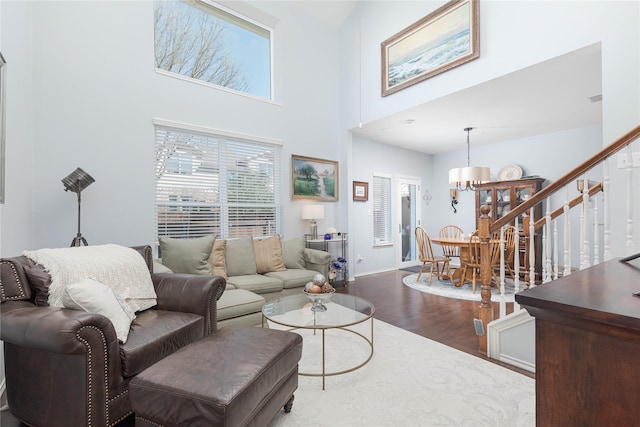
[129,326,303,427]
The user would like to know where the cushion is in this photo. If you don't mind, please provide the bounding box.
[217,289,265,322]
[281,237,306,270]
[225,274,283,294]
[23,262,52,306]
[225,236,257,277]
[62,277,136,343]
[253,235,286,274]
[208,239,227,278]
[265,269,319,289]
[153,260,173,274]
[159,235,215,275]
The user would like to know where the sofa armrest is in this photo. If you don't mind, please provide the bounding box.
[1,303,119,354]
[151,273,226,335]
[303,248,332,275]
[1,302,126,426]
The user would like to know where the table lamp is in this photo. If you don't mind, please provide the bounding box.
[301,204,324,239]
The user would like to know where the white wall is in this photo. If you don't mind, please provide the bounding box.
[0,1,34,255]
[2,1,344,253]
[350,135,433,276]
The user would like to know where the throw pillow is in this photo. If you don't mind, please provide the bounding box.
[153,260,173,274]
[208,239,228,278]
[281,237,306,270]
[253,235,286,274]
[62,277,136,343]
[159,235,215,275]
[23,262,52,307]
[225,236,257,277]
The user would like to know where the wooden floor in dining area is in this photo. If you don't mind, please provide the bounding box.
[335,268,535,379]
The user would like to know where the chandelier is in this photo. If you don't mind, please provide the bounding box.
[448,127,490,191]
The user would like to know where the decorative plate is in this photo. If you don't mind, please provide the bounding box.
[498,164,523,181]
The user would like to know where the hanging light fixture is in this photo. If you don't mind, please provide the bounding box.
[448,127,490,191]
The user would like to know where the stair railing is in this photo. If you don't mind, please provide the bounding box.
[476,124,640,353]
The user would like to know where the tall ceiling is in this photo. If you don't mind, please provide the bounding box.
[288,1,603,155]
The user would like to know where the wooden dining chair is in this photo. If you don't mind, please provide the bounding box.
[491,226,517,280]
[460,230,482,293]
[415,226,451,286]
[438,225,464,266]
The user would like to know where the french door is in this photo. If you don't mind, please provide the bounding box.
[397,177,421,269]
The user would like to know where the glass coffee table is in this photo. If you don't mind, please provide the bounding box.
[262,293,375,390]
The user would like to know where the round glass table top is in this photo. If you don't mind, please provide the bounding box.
[262,292,375,330]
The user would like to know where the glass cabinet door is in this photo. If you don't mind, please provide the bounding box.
[478,189,492,218]
[496,188,511,219]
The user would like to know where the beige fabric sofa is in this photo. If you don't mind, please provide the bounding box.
[157,235,332,327]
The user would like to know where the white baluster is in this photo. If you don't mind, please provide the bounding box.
[529,207,536,288]
[563,186,571,277]
[593,194,600,265]
[542,221,548,282]
[626,144,634,250]
[499,226,506,318]
[514,216,520,312]
[580,178,590,270]
[553,216,559,280]
[544,197,552,283]
[603,158,612,260]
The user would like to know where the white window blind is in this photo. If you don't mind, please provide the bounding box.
[155,124,281,240]
[373,175,392,246]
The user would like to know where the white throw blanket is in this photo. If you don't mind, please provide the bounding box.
[23,244,157,312]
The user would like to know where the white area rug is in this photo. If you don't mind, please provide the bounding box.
[402,273,518,303]
[268,318,534,427]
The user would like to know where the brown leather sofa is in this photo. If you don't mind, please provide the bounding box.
[0,246,226,427]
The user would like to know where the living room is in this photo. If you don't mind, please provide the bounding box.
[0,0,639,425]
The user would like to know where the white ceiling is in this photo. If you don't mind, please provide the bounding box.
[288,2,603,155]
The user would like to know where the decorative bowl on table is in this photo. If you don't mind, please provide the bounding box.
[303,288,335,312]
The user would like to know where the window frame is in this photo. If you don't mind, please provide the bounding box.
[153,0,275,101]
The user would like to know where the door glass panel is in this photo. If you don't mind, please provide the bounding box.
[479,189,492,217]
[400,183,417,262]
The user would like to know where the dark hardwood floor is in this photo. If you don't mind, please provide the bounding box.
[336,268,534,379]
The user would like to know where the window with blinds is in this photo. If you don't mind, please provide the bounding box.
[155,124,281,240]
[373,175,392,246]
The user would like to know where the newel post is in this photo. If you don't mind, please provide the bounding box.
[478,205,493,353]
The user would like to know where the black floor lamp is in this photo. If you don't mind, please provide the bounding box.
[62,167,95,247]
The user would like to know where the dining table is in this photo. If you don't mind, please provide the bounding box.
[430,235,479,286]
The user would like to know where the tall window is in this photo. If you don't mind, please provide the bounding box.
[155,121,281,239]
[153,0,272,99]
[373,174,392,246]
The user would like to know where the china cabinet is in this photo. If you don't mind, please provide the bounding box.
[475,177,545,284]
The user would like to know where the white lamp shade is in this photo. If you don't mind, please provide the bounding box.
[301,204,325,220]
[449,168,461,184]
[459,166,491,184]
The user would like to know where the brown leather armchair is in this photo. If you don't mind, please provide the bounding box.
[0,246,226,427]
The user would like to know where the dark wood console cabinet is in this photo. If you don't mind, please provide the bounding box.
[516,257,640,426]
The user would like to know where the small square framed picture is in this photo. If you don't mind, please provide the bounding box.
[353,181,368,202]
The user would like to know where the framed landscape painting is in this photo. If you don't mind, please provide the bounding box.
[381,0,480,97]
[291,155,338,201]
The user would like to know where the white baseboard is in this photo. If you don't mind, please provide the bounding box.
[498,353,536,373]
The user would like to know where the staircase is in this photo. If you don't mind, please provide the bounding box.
[478,124,640,368]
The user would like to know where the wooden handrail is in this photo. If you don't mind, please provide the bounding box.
[531,182,603,230]
[490,124,640,233]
